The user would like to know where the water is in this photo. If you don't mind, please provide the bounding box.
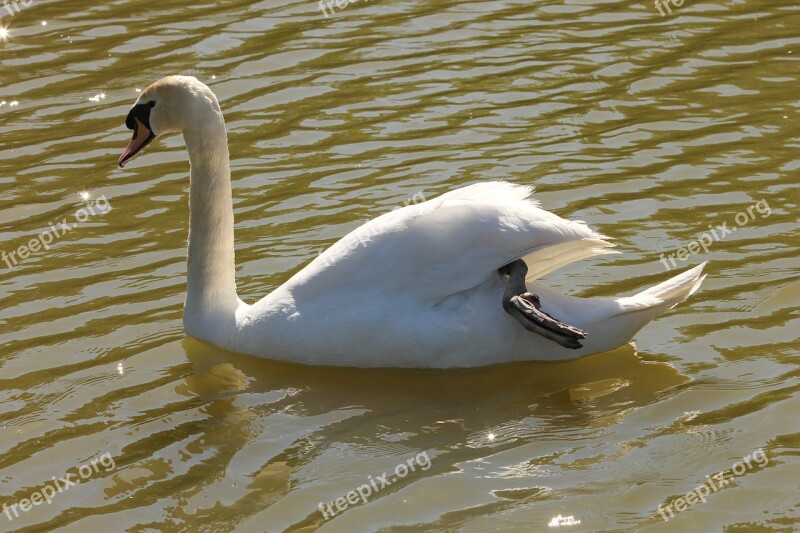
[1,0,798,531]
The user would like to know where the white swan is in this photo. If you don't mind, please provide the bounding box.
[118,76,707,368]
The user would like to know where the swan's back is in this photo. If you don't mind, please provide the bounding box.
[281,182,611,305]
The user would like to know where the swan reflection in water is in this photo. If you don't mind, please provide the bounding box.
[173,338,689,529]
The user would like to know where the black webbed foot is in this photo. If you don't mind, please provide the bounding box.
[500,260,587,349]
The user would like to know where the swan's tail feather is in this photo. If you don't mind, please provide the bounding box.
[547,262,707,355]
[530,262,707,355]
[595,262,707,347]
[631,261,708,310]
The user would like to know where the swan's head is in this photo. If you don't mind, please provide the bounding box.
[118,75,220,168]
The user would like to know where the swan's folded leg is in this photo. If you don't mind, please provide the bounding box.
[500,260,587,349]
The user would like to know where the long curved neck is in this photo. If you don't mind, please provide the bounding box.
[183,112,240,329]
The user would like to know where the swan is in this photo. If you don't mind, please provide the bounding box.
[117,75,707,368]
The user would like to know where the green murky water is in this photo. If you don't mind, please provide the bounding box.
[1,0,798,531]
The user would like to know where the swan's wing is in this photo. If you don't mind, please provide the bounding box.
[285,182,615,303]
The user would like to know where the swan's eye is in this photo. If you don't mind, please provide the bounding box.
[125,101,156,131]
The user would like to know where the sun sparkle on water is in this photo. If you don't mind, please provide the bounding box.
[0,27,9,41]
[548,515,581,528]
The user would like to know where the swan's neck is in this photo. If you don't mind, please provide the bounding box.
[183,114,240,331]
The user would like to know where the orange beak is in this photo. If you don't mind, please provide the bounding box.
[118,117,155,168]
